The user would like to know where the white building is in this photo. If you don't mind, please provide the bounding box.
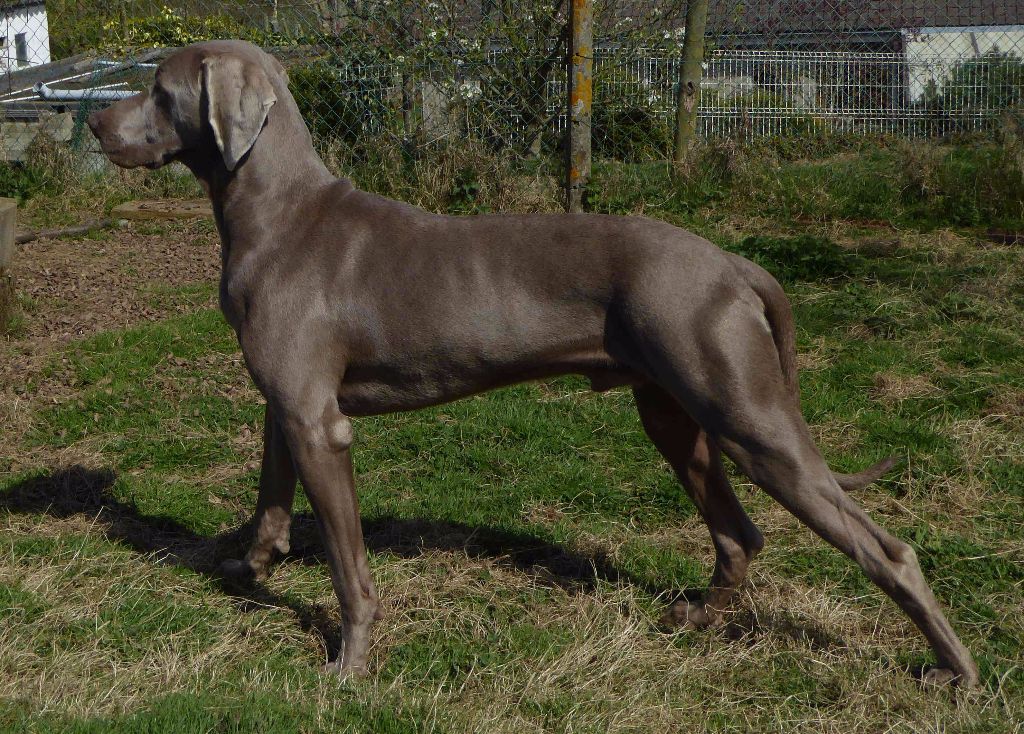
[905,25,1024,101]
[0,0,50,71]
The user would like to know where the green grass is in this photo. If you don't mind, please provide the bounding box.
[2,155,1023,731]
[587,136,1024,232]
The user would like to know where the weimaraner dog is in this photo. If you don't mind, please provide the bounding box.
[87,40,978,686]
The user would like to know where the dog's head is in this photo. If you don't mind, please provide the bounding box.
[88,40,286,172]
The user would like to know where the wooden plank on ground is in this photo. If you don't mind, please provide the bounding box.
[111,199,213,221]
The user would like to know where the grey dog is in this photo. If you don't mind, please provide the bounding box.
[87,40,978,686]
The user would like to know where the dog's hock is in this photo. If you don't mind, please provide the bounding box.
[201,54,277,171]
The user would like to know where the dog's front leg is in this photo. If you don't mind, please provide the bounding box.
[220,404,297,583]
[276,404,382,676]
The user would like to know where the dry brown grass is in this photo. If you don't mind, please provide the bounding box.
[0,513,315,718]
[1,506,1017,733]
[871,372,942,404]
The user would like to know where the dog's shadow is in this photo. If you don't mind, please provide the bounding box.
[0,465,848,659]
[0,465,672,654]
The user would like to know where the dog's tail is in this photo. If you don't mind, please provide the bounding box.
[732,254,899,491]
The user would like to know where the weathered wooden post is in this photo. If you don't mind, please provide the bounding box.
[0,198,16,332]
[673,0,710,165]
[566,0,593,212]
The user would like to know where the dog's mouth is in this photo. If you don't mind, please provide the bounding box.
[144,153,173,170]
[98,142,175,170]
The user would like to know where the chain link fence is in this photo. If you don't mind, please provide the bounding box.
[0,1,1020,175]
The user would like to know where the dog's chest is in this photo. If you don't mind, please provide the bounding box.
[218,280,246,333]
[334,362,493,416]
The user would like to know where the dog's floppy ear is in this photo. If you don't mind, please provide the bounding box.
[201,54,277,172]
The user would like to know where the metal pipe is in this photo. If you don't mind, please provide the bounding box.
[33,81,137,101]
[95,60,158,69]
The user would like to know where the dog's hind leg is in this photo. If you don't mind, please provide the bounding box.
[220,404,297,582]
[642,296,978,686]
[633,382,764,629]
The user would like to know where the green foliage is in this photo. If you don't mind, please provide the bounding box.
[289,60,399,146]
[942,50,1024,112]
[47,2,280,59]
[0,134,81,204]
[102,6,278,53]
[726,235,859,283]
[592,104,672,161]
[448,167,490,214]
[0,162,48,204]
[915,51,1024,134]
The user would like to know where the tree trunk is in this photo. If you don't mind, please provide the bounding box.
[673,0,709,164]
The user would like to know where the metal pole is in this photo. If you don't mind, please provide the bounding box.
[566,0,592,212]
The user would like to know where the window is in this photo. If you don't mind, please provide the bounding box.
[15,33,28,66]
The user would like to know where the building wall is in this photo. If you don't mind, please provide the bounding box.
[1,5,50,71]
[904,25,1024,100]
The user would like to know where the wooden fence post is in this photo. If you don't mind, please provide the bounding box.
[566,0,593,212]
[0,197,16,331]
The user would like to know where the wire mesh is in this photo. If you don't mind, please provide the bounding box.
[0,1,1019,167]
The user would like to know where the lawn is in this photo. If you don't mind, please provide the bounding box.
[1,152,1022,732]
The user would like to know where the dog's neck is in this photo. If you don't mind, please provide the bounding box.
[184,103,336,264]
[181,104,339,330]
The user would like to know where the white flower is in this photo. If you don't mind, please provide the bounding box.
[458,80,482,100]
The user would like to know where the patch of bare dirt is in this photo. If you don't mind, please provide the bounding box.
[9,220,219,343]
[983,386,1024,421]
[1,220,222,470]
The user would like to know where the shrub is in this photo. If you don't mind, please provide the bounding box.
[593,104,672,161]
[0,133,82,204]
[896,141,1024,228]
[670,138,749,210]
[914,51,1024,134]
[944,51,1024,112]
[48,3,280,58]
[289,61,399,147]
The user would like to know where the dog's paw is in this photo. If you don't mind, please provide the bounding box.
[217,558,267,585]
[322,660,368,681]
[660,600,722,630]
[921,665,980,689]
